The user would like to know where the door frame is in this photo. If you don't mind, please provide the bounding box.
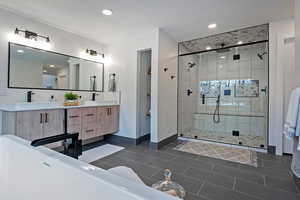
[136,48,152,140]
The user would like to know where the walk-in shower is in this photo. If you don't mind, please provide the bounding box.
[178,24,269,149]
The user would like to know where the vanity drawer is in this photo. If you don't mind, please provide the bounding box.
[67,109,82,126]
[81,126,96,140]
[82,108,97,124]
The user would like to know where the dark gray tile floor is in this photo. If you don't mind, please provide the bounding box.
[90,140,300,200]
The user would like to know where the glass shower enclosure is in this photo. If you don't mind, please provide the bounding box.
[178,24,269,149]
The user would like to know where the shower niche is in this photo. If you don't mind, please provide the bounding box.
[178,24,269,149]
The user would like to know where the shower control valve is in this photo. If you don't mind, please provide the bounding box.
[187,89,193,96]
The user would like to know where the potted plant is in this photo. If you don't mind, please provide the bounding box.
[64,92,79,106]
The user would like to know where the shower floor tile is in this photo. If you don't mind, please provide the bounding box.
[182,131,266,149]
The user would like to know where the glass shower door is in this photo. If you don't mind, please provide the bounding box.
[178,42,269,149]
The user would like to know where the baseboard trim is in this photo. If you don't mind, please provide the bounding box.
[150,134,178,150]
[136,134,150,144]
[267,145,276,154]
[105,135,138,145]
[105,134,151,145]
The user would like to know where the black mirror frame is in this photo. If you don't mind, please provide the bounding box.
[8,42,105,92]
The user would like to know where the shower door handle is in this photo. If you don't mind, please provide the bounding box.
[187,89,193,96]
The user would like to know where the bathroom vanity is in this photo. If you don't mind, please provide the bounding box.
[0,101,119,143]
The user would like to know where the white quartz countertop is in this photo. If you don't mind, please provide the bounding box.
[0,101,120,112]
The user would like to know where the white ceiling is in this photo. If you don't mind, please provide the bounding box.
[0,0,294,44]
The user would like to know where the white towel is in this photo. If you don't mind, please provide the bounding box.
[284,87,300,150]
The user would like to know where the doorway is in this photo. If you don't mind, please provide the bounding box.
[136,49,152,143]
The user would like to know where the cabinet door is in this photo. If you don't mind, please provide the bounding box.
[16,111,43,141]
[96,106,119,136]
[43,109,64,137]
[96,107,109,136]
[107,106,120,133]
[67,108,82,135]
[81,108,97,140]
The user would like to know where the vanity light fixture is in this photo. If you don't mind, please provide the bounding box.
[80,49,105,63]
[86,49,99,56]
[14,28,50,43]
[208,23,217,29]
[9,28,52,50]
[102,9,113,16]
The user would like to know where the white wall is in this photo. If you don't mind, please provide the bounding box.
[106,29,158,139]
[269,19,295,154]
[0,8,111,134]
[296,0,300,86]
[151,29,178,143]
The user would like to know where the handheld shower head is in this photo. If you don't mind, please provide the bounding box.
[257,52,267,60]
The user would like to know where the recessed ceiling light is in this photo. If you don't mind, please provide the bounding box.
[17,49,24,53]
[237,41,243,45]
[43,70,47,73]
[102,9,113,16]
[206,46,212,50]
[220,56,226,59]
[49,65,55,68]
[208,23,217,29]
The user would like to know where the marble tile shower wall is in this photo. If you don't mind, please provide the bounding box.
[196,44,268,116]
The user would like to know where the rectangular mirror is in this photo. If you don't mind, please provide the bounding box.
[8,43,104,92]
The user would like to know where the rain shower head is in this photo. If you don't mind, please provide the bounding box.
[257,52,267,60]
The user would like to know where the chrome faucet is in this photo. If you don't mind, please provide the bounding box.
[27,91,35,102]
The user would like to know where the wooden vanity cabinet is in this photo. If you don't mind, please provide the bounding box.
[96,106,119,136]
[81,108,97,140]
[3,109,64,141]
[67,108,82,137]
[3,105,120,143]
[15,110,44,141]
[43,110,65,138]
[67,106,120,140]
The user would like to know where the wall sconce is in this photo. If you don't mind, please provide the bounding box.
[8,28,52,50]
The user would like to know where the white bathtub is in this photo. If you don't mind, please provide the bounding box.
[0,135,178,200]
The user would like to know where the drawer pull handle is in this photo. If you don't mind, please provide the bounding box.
[45,113,49,123]
[69,115,79,118]
[86,129,94,133]
[85,114,94,117]
[40,113,43,124]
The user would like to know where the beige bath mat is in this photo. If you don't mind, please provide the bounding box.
[174,141,257,167]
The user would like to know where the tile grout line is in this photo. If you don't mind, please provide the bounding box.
[196,181,206,196]
[232,177,237,190]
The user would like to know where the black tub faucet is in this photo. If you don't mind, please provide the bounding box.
[27,91,35,102]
